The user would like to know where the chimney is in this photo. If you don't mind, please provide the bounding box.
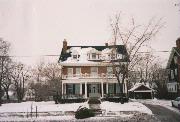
[63,39,67,53]
[105,43,108,47]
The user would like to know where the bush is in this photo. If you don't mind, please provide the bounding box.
[104,97,129,103]
[88,99,101,104]
[75,106,95,119]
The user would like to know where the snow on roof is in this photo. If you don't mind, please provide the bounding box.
[128,83,153,92]
[60,47,116,66]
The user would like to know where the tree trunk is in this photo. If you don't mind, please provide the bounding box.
[5,91,9,101]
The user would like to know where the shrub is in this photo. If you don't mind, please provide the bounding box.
[88,99,101,104]
[75,106,95,119]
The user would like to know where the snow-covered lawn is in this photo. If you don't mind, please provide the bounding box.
[0,101,88,113]
[101,101,152,114]
[0,101,152,114]
[0,101,153,121]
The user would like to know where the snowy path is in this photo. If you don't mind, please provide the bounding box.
[144,104,180,122]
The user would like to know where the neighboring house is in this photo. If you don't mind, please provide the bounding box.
[166,38,180,99]
[58,39,129,99]
[128,83,154,99]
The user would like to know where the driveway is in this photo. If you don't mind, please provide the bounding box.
[144,104,180,122]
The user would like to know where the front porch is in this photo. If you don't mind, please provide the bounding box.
[62,79,127,99]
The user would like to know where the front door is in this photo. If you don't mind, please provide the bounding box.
[88,83,101,98]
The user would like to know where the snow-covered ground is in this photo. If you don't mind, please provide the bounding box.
[0,101,153,121]
[131,98,180,114]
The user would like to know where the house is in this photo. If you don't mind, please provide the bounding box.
[166,38,180,99]
[58,39,129,99]
[128,83,154,99]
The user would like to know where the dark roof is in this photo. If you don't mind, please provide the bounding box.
[166,47,180,68]
[58,45,129,62]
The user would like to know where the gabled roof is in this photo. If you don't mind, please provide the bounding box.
[58,45,129,63]
[166,47,180,69]
[128,83,154,92]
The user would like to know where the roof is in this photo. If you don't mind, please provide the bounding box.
[58,45,129,63]
[128,83,154,92]
[166,47,180,69]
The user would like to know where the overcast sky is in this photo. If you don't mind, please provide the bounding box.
[0,0,180,66]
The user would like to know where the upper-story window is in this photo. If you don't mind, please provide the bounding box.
[67,68,73,77]
[76,68,81,75]
[107,67,113,74]
[175,68,178,76]
[91,67,98,76]
[174,56,178,64]
[171,70,174,79]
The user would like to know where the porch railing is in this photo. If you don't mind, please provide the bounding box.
[62,73,116,79]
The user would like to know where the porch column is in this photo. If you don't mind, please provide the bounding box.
[64,83,66,94]
[62,82,64,95]
[101,82,104,98]
[85,82,87,98]
[80,83,82,95]
[106,83,108,94]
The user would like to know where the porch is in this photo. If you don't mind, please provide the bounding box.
[62,79,127,99]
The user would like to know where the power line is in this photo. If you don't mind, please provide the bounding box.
[0,51,171,58]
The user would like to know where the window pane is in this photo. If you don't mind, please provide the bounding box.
[68,68,73,77]
[107,67,113,74]
[76,68,81,74]
[91,67,98,76]
[92,53,96,59]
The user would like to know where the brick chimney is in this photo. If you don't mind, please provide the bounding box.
[63,39,67,53]
[105,43,108,47]
[176,38,180,49]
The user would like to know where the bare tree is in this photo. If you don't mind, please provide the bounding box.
[1,58,13,101]
[0,38,10,106]
[110,13,164,97]
[42,63,62,98]
[11,62,30,102]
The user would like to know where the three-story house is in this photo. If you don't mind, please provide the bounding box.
[58,39,129,99]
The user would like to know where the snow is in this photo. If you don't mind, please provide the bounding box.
[0,101,88,113]
[101,101,152,115]
[0,101,153,121]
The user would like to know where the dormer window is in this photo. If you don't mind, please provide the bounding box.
[92,53,96,59]
[73,55,78,59]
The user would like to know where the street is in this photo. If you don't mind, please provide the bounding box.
[144,104,180,122]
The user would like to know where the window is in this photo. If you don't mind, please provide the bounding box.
[174,56,178,64]
[67,84,73,94]
[117,54,122,59]
[175,68,178,76]
[68,68,73,77]
[111,54,116,60]
[73,55,77,59]
[107,67,113,74]
[171,70,174,79]
[92,53,96,59]
[76,68,81,75]
[91,67,98,76]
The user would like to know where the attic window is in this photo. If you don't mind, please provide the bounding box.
[92,53,96,59]
[73,55,78,59]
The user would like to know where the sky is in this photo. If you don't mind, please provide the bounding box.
[0,0,180,66]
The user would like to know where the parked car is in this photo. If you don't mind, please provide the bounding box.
[171,97,180,108]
